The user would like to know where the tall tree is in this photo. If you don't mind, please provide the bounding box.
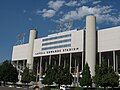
[42,65,55,85]
[93,61,110,88]
[93,61,119,88]
[21,67,35,84]
[107,66,119,88]
[54,65,73,86]
[42,65,73,86]
[61,65,73,85]
[80,63,92,87]
[93,65,102,87]
[0,60,18,85]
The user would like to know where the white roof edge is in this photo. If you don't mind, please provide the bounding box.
[13,43,28,47]
[98,26,120,32]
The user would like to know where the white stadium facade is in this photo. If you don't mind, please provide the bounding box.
[12,15,120,78]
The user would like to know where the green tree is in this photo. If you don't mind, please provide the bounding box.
[61,66,73,85]
[42,65,55,85]
[93,65,102,87]
[93,61,119,89]
[93,61,110,88]
[42,65,73,86]
[54,66,64,86]
[80,63,92,87]
[54,65,73,86]
[108,66,119,87]
[0,60,18,85]
[107,66,119,88]
[21,67,35,84]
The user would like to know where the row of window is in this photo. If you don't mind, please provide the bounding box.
[42,39,71,46]
[42,44,71,50]
[42,34,71,41]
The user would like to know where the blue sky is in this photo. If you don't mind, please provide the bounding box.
[0,0,120,62]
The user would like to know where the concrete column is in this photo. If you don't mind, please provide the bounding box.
[59,54,61,66]
[23,60,25,70]
[116,54,118,72]
[49,55,51,65]
[40,57,42,77]
[17,61,19,69]
[70,53,72,73]
[77,65,79,86]
[45,61,47,71]
[36,62,39,82]
[27,29,37,70]
[19,61,21,70]
[54,59,56,66]
[39,57,43,87]
[64,60,66,68]
[75,59,77,71]
[82,52,84,71]
[85,15,96,77]
[99,52,101,65]
[113,51,116,71]
[108,58,110,67]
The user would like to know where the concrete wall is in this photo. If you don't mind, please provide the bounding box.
[98,26,120,52]
[12,26,120,61]
[33,29,84,56]
[12,44,28,61]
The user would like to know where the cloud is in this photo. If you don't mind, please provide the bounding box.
[36,0,65,18]
[60,6,100,21]
[65,1,78,7]
[80,0,92,4]
[48,0,65,11]
[93,1,101,5]
[59,5,120,25]
[42,9,56,18]
[28,17,32,21]
[23,9,27,13]
[37,0,93,18]
[36,9,46,15]
[36,9,56,18]
[65,0,93,7]
[36,0,120,26]
[96,14,120,25]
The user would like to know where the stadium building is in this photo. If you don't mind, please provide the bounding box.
[12,15,120,78]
